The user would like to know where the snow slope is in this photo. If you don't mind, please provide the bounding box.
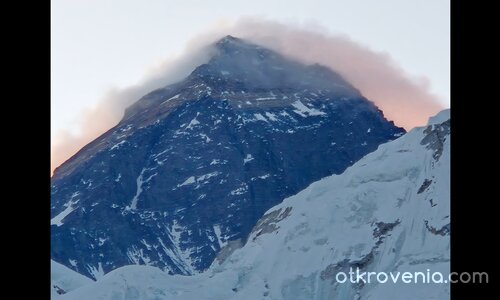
[60,110,450,300]
[51,260,93,298]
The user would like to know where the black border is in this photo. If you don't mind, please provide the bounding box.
[451,0,494,298]
[9,0,51,298]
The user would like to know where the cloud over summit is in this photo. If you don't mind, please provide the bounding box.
[51,19,444,173]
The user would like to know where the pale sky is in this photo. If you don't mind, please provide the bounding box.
[51,0,450,138]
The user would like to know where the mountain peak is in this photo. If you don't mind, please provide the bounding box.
[188,36,360,95]
[216,35,240,44]
[51,33,405,280]
[213,35,264,57]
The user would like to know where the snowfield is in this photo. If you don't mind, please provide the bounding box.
[58,110,450,300]
[51,260,93,298]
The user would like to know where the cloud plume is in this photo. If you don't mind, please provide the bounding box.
[51,44,215,173]
[51,18,445,173]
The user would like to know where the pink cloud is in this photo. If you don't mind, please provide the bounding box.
[52,19,445,173]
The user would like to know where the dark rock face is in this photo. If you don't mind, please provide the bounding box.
[51,36,405,279]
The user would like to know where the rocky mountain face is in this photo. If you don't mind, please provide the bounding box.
[51,35,404,279]
[59,110,450,300]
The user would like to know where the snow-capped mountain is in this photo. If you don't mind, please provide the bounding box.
[51,35,404,279]
[59,110,450,300]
